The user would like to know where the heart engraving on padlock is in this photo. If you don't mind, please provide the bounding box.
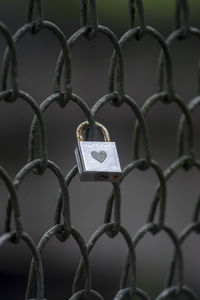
[91,150,107,163]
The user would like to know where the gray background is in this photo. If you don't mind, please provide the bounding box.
[0,1,200,299]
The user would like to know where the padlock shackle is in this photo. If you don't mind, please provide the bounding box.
[76,121,110,142]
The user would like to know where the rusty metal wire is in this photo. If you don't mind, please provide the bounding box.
[0,0,200,299]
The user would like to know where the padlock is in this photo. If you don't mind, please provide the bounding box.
[75,121,122,181]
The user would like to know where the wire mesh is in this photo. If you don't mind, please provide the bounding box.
[0,0,200,299]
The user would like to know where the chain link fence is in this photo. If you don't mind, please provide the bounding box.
[0,0,200,299]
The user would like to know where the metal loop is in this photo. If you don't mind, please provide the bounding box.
[54,166,78,237]
[29,299,46,300]
[125,95,152,163]
[6,160,71,242]
[26,0,44,23]
[174,0,190,33]
[177,96,200,161]
[104,160,142,228]
[148,155,193,225]
[54,25,125,107]
[157,27,200,94]
[192,195,200,227]
[76,121,110,142]
[104,182,121,238]
[1,22,72,106]
[30,19,43,35]
[26,225,91,298]
[69,289,104,300]
[80,0,98,39]
[133,93,195,164]
[109,26,175,101]
[0,232,45,300]
[156,285,199,300]
[0,167,22,243]
[121,225,183,292]
[167,221,200,289]
[22,233,45,300]
[73,224,136,296]
[91,94,151,163]
[0,22,19,101]
[173,95,195,160]
[120,223,157,288]
[100,25,125,105]
[151,160,198,227]
[17,90,48,174]
[110,92,125,108]
[148,161,166,227]
[135,26,145,41]
[26,0,44,34]
[114,287,150,300]
[128,0,146,30]
[104,160,166,234]
[28,93,97,163]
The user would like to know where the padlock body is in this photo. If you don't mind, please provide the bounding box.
[75,141,121,181]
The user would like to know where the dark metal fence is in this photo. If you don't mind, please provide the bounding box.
[0,0,200,299]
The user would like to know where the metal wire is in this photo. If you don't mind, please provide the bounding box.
[0,0,200,299]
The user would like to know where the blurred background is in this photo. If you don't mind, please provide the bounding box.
[0,0,200,299]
